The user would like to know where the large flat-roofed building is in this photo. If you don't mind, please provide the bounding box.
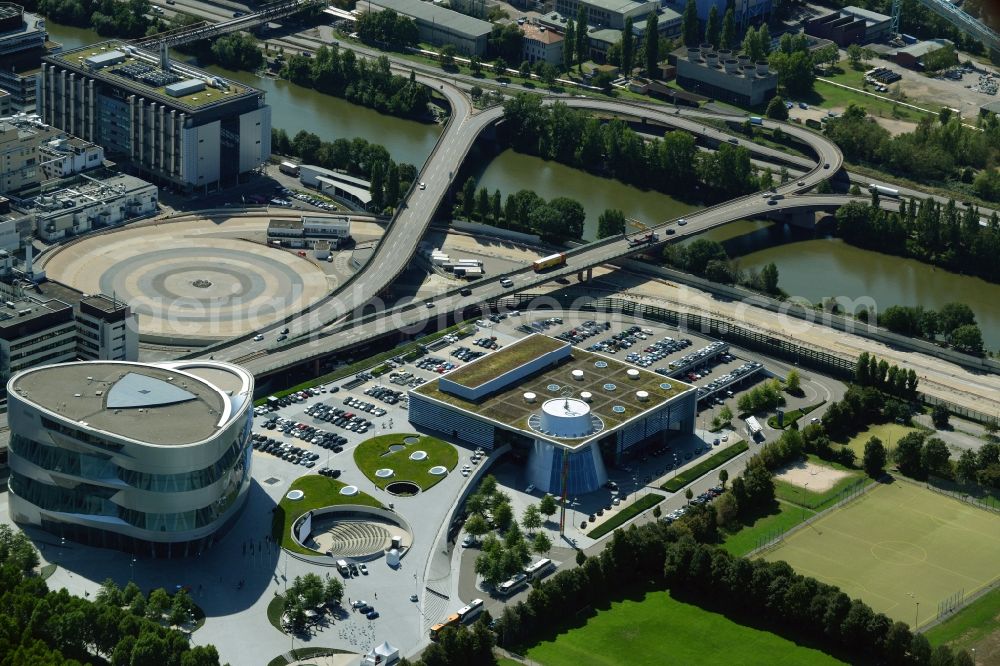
[299,164,372,209]
[554,0,657,31]
[362,0,491,55]
[24,173,157,241]
[805,5,891,46]
[0,297,76,381]
[1,112,105,196]
[409,334,697,495]
[267,214,352,248]
[892,39,954,69]
[39,41,271,191]
[0,3,54,112]
[7,360,254,557]
[75,293,138,362]
[676,44,778,106]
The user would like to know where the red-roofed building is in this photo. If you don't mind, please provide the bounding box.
[522,24,564,66]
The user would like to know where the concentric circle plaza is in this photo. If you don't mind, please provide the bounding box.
[40,216,330,341]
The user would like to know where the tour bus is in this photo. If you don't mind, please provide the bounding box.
[279,161,300,177]
[524,558,555,582]
[429,613,460,640]
[532,253,566,272]
[497,572,528,597]
[456,598,484,623]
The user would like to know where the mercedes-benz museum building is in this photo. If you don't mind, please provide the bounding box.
[7,360,254,557]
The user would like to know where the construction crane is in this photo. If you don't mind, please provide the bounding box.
[892,0,1000,60]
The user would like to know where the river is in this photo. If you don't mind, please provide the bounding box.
[43,21,1000,349]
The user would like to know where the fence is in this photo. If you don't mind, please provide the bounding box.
[922,482,1000,514]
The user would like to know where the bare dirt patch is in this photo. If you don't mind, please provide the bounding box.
[774,460,851,492]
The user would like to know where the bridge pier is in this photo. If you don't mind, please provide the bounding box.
[576,268,592,282]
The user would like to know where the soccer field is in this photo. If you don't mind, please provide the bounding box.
[761,481,1000,626]
[525,591,845,666]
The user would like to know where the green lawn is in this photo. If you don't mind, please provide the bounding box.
[722,500,817,557]
[761,481,1000,626]
[661,441,749,492]
[586,494,664,539]
[524,590,846,666]
[925,586,1000,662]
[842,422,920,457]
[767,401,826,430]
[353,433,457,491]
[271,474,383,555]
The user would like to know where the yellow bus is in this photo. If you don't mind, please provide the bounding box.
[429,613,460,640]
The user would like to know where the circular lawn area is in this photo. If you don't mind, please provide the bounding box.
[353,434,458,492]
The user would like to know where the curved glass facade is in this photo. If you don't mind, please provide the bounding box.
[7,360,254,558]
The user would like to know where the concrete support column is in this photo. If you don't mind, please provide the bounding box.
[87,79,95,141]
[59,69,67,129]
[38,63,47,124]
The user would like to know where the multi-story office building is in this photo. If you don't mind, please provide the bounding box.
[25,172,157,241]
[1,112,105,195]
[74,294,138,362]
[0,297,77,381]
[523,24,565,65]
[0,3,53,112]
[7,360,254,557]
[39,41,271,192]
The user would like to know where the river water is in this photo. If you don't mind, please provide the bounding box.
[44,21,1000,349]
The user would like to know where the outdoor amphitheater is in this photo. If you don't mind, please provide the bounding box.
[38,214,331,343]
[309,515,413,559]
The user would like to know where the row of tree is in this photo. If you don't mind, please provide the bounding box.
[854,352,920,399]
[272,129,417,212]
[835,194,1000,289]
[826,105,1000,196]
[0,527,221,666]
[356,8,418,49]
[502,95,766,200]
[660,238,782,295]
[457,177,587,242]
[876,302,985,354]
[30,0,151,37]
[281,47,430,119]
[491,517,973,665]
[282,573,343,633]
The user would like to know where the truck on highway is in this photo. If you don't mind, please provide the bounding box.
[278,161,300,177]
[868,183,900,198]
[532,253,566,272]
[749,116,763,125]
[627,232,659,247]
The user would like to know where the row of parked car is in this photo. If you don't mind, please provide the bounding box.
[387,371,425,388]
[585,325,657,354]
[512,315,562,336]
[623,336,695,368]
[306,404,374,434]
[343,396,389,417]
[415,356,458,373]
[695,362,763,402]
[451,346,485,362]
[252,434,320,467]
[277,186,339,212]
[662,486,726,524]
[363,386,404,405]
[554,319,611,344]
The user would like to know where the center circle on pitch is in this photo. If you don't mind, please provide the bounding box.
[869,541,927,565]
[191,279,213,288]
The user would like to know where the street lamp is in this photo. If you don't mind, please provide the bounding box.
[130,557,136,582]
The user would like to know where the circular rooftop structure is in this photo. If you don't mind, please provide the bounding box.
[286,489,305,501]
[375,468,394,478]
[533,398,601,439]
[408,450,427,461]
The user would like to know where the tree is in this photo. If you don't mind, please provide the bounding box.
[949,324,984,354]
[532,532,552,557]
[718,405,733,424]
[369,161,386,211]
[493,501,514,531]
[682,0,699,47]
[576,4,589,70]
[621,17,635,76]
[922,437,951,477]
[938,302,976,335]
[597,208,627,238]
[518,60,532,79]
[931,404,950,429]
[715,491,739,527]
[705,5,720,47]
[493,57,508,75]
[563,19,576,72]
[863,436,887,478]
[476,187,490,221]
[721,8,735,49]
[491,189,502,223]
[539,494,558,523]
[644,11,659,78]
[324,577,344,605]
[210,32,263,71]
[895,432,927,478]
[760,262,780,294]
[461,178,476,218]
[547,197,586,240]
[684,488,693,504]
[146,588,171,621]
[385,161,400,208]
[955,449,979,484]
[465,514,490,541]
[469,56,482,75]
[784,369,800,393]
[718,468,729,489]
[521,504,543,533]
[847,43,864,68]
[440,44,456,69]
[766,95,789,120]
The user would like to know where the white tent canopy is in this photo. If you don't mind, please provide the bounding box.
[362,640,399,665]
